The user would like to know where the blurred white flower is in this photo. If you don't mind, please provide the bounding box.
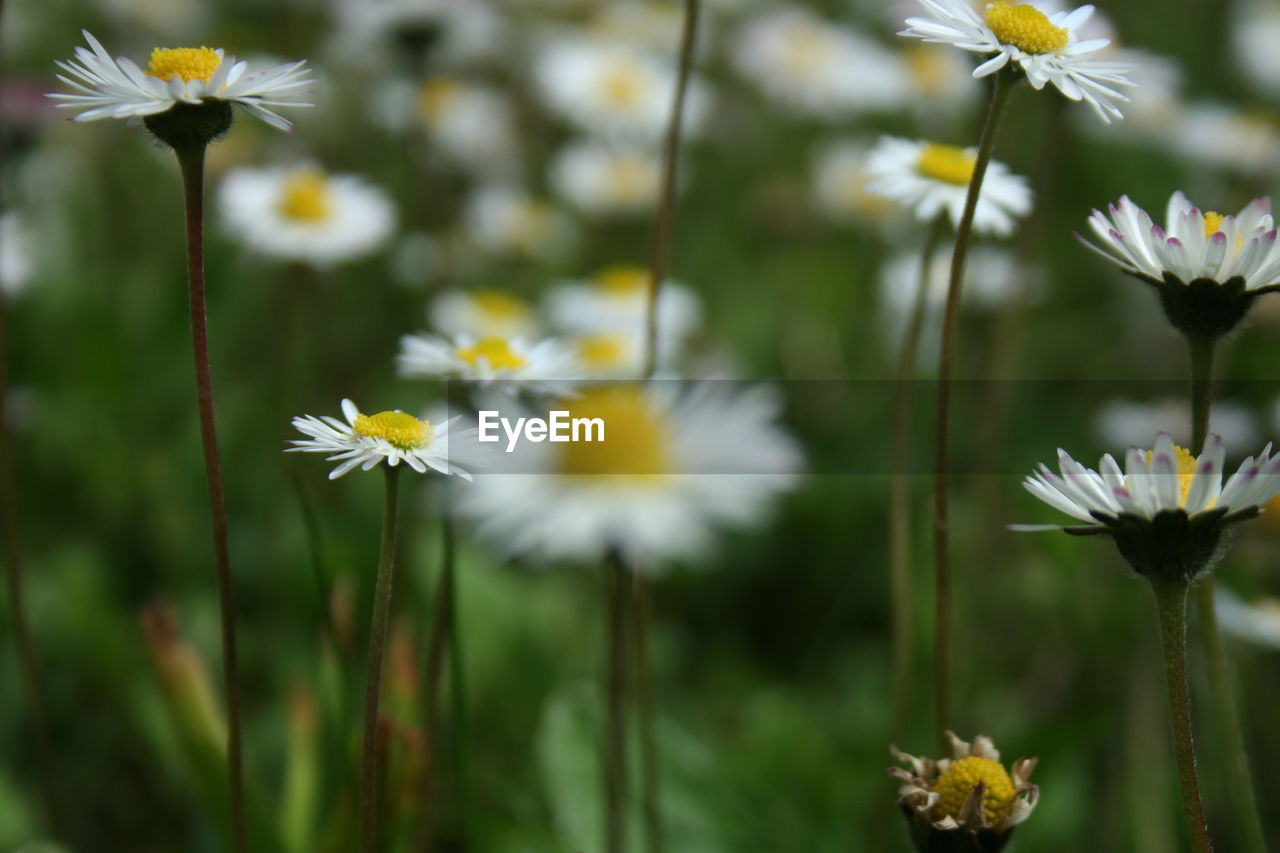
[532,35,708,141]
[550,141,662,217]
[1166,102,1280,176]
[1216,585,1280,650]
[865,136,1032,236]
[396,332,580,395]
[430,288,540,339]
[0,212,34,298]
[98,0,210,38]
[288,398,471,480]
[219,165,396,267]
[378,77,520,177]
[899,43,981,112]
[1077,50,1181,143]
[730,7,908,116]
[545,264,701,345]
[1232,0,1280,101]
[329,0,506,67]
[1096,398,1259,452]
[460,383,802,567]
[810,139,902,226]
[463,185,575,260]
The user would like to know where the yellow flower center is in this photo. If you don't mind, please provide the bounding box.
[601,62,645,108]
[930,756,1018,827]
[595,265,650,296]
[1141,444,1201,506]
[418,78,460,123]
[606,155,654,202]
[1202,211,1247,255]
[278,170,332,223]
[984,3,1069,55]
[557,387,668,479]
[353,411,433,451]
[455,336,527,371]
[576,334,628,368]
[917,144,977,186]
[146,46,222,83]
[470,290,530,321]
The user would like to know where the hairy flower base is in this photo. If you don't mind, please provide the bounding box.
[1143,272,1277,341]
[1066,507,1258,581]
[143,100,233,150]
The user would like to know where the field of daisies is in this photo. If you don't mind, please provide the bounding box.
[5,0,1280,851]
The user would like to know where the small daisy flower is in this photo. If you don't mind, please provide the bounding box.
[1166,102,1280,176]
[50,30,312,131]
[430,288,539,340]
[1012,432,1280,579]
[218,165,395,267]
[1078,192,1280,338]
[566,331,652,380]
[463,185,575,261]
[378,77,519,177]
[459,383,802,567]
[288,398,470,480]
[889,731,1039,844]
[545,264,701,344]
[865,136,1032,236]
[396,333,580,395]
[549,141,663,218]
[811,140,901,226]
[900,0,1134,123]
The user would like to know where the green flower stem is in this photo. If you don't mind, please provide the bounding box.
[360,464,402,853]
[889,214,948,744]
[1186,335,1266,853]
[417,510,451,847]
[1149,578,1213,853]
[175,142,247,853]
[930,69,1015,749]
[444,512,470,847]
[604,553,630,853]
[632,571,661,853]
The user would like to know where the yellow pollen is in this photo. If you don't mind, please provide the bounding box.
[278,170,332,223]
[557,387,668,479]
[576,334,627,368]
[917,144,977,186]
[1203,211,1226,237]
[1142,445,1202,507]
[984,3,1069,54]
[146,46,222,83]
[455,336,527,371]
[595,265,650,295]
[601,62,644,108]
[353,411,432,451]
[470,290,530,321]
[418,78,460,123]
[930,756,1018,827]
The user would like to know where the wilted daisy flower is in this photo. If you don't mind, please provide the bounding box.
[396,332,579,395]
[1166,102,1280,176]
[865,136,1032,236]
[50,30,312,131]
[463,185,575,260]
[430,288,539,340]
[1078,192,1280,338]
[459,384,802,566]
[549,141,662,217]
[810,140,900,226]
[1013,432,1280,578]
[545,264,701,344]
[219,165,395,267]
[532,36,708,141]
[730,7,908,117]
[1215,585,1280,650]
[288,398,470,480]
[900,0,1133,123]
[0,212,33,298]
[889,732,1038,850]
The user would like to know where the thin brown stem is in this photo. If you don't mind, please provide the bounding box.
[632,572,661,853]
[604,553,630,853]
[930,70,1014,750]
[361,465,402,853]
[175,142,247,853]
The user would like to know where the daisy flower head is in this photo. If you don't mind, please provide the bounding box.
[865,136,1032,236]
[545,264,701,344]
[396,332,580,396]
[1079,192,1280,339]
[549,141,663,219]
[1013,432,1280,580]
[377,77,519,178]
[459,383,802,568]
[889,731,1039,845]
[218,165,395,267]
[288,398,471,480]
[50,30,312,139]
[463,185,576,261]
[430,288,539,340]
[900,1,1134,123]
[811,140,901,227]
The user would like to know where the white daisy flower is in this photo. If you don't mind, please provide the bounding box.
[564,330,658,380]
[865,136,1032,236]
[532,36,708,141]
[218,165,396,267]
[810,140,902,227]
[430,288,539,340]
[900,43,983,111]
[1165,102,1280,176]
[730,7,910,117]
[463,185,575,261]
[377,77,520,177]
[549,141,663,218]
[396,333,580,395]
[50,30,312,131]
[545,264,701,345]
[288,398,471,480]
[1077,50,1180,143]
[459,383,802,567]
[1215,585,1280,650]
[900,0,1134,123]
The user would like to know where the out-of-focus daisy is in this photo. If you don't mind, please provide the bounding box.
[1013,433,1280,578]
[900,0,1133,123]
[566,330,653,380]
[730,7,909,116]
[288,398,471,480]
[889,732,1038,841]
[1215,585,1280,650]
[1232,0,1280,101]
[430,288,539,340]
[549,141,662,217]
[1094,398,1259,454]
[1078,50,1180,143]
[378,77,519,177]
[0,212,33,298]
[50,30,312,131]
[1165,103,1280,176]
[219,165,396,267]
[810,140,901,226]
[865,136,1032,236]
[463,185,575,260]
[396,332,579,395]
[545,264,701,344]
[460,384,802,566]
[329,0,505,67]
[900,43,982,112]
[532,36,708,141]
